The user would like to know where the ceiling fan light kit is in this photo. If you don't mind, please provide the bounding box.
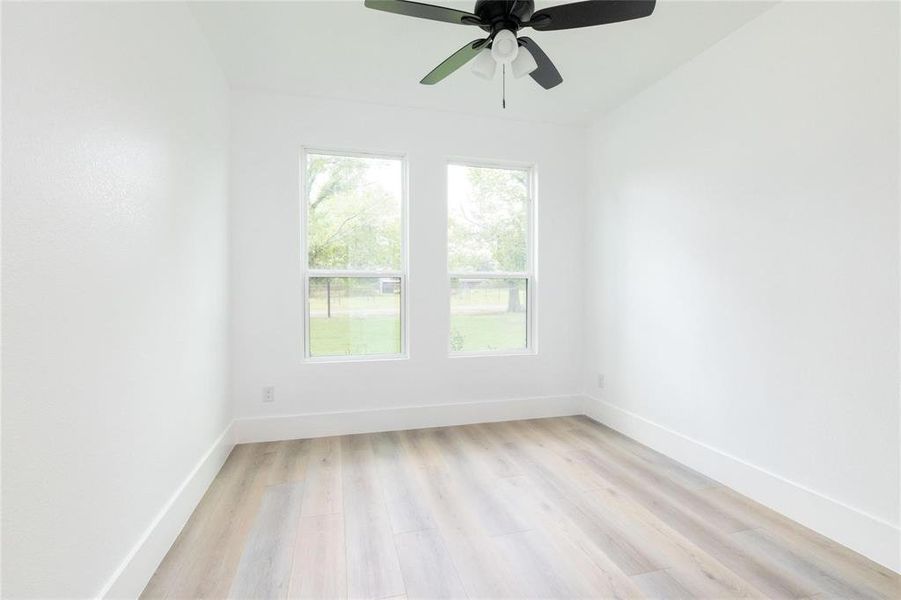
[363,0,657,96]
[491,29,519,63]
[511,46,538,78]
[471,49,498,79]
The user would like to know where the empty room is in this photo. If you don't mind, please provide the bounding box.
[2,0,899,598]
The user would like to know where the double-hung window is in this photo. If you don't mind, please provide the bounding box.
[302,150,407,360]
[447,161,535,355]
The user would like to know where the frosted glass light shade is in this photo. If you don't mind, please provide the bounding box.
[511,46,538,78]
[471,48,497,80]
[491,29,519,64]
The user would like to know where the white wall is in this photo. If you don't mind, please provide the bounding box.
[584,1,899,570]
[1,3,231,597]
[229,91,586,428]
[4,0,896,594]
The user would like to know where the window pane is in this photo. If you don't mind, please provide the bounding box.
[309,277,401,357]
[447,164,529,273]
[306,153,402,271]
[450,278,527,353]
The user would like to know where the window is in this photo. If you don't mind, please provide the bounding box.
[302,150,406,359]
[447,162,534,355]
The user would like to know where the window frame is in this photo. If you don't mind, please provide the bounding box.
[446,158,537,358]
[300,147,410,363]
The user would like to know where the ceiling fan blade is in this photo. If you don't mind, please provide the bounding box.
[527,0,656,31]
[420,39,488,85]
[364,0,482,25]
[517,37,563,89]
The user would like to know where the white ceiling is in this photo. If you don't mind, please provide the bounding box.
[190,0,774,125]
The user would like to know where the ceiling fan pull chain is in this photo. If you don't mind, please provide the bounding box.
[502,63,506,109]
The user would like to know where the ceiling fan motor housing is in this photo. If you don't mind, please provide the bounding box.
[474,0,535,33]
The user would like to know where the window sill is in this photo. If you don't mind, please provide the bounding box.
[448,349,537,358]
[304,354,409,365]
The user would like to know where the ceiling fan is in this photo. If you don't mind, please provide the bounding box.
[363,0,657,90]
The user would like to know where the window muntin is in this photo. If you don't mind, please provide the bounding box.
[447,162,534,355]
[303,151,406,360]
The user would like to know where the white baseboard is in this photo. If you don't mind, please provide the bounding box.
[582,395,901,574]
[233,394,584,444]
[98,423,235,599]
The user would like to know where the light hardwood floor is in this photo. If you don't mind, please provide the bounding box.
[142,417,900,599]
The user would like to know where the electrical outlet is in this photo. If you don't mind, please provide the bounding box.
[262,386,275,403]
[597,374,605,389]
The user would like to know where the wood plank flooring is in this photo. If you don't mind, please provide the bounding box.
[142,417,900,599]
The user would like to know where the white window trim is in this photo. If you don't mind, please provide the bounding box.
[446,158,537,358]
[300,147,410,363]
